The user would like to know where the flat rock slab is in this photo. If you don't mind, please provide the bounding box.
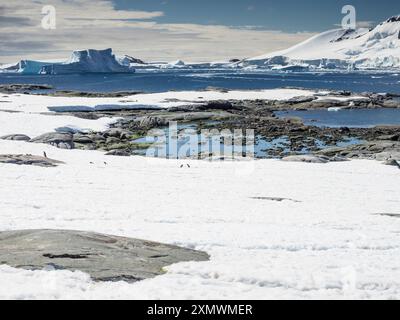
[281,155,330,164]
[0,230,209,282]
[0,154,63,167]
[1,134,31,141]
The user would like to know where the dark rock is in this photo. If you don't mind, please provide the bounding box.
[55,126,83,134]
[383,159,400,168]
[251,196,301,203]
[140,116,167,128]
[0,230,209,283]
[0,84,53,94]
[0,134,31,141]
[106,137,121,145]
[30,132,75,149]
[103,128,132,139]
[377,134,400,141]
[282,155,330,163]
[0,154,63,167]
[105,150,131,157]
[73,134,93,144]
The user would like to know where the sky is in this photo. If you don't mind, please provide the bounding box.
[0,0,399,63]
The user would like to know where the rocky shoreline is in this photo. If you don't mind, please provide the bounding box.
[1,85,399,164]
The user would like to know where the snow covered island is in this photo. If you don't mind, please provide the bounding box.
[242,15,400,71]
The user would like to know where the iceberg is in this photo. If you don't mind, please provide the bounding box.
[0,49,135,75]
[40,49,134,74]
[0,60,57,74]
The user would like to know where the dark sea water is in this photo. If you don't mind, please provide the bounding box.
[1,70,400,94]
[275,108,400,128]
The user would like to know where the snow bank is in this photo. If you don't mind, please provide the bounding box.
[0,139,399,299]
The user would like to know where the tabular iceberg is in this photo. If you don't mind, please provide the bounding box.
[0,49,135,75]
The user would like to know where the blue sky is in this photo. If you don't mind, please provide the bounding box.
[113,0,399,32]
[0,0,399,63]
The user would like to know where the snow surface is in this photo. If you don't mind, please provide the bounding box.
[0,88,399,299]
[0,140,399,300]
[246,15,400,70]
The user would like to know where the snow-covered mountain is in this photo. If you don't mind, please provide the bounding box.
[243,15,400,71]
[0,49,135,75]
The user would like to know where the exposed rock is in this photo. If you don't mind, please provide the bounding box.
[0,230,209,282]
[0,154,63,167]
[282,155,330,163]
[0,84,53,94]
[251,196,301,203]
[375,213,400,218]
[377,134,400,141]
[102,128,133,139]
[55,126,83,134]
[383,159,400,168]
[30,132,74,149]
[105,150,131,157]
[0,134,31,141]
[48,91,143,98]
[73,134,93,144]
[136,116,168,129]
[105,137,121,145]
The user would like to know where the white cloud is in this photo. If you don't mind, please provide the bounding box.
[356,21,375,28]
[0,0,315,63]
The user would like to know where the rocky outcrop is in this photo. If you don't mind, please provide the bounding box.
[30,132,75,149]
[0,154,63,167]
[318,141,400,161]
[0,230,209,282]
[0,84,53,94]
[281,155,330,164]
[1,134,31,141]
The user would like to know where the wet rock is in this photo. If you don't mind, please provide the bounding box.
[0,230,209,283]
[0,154,63,167]
[30,132,75,149]
[0,134,31,141]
